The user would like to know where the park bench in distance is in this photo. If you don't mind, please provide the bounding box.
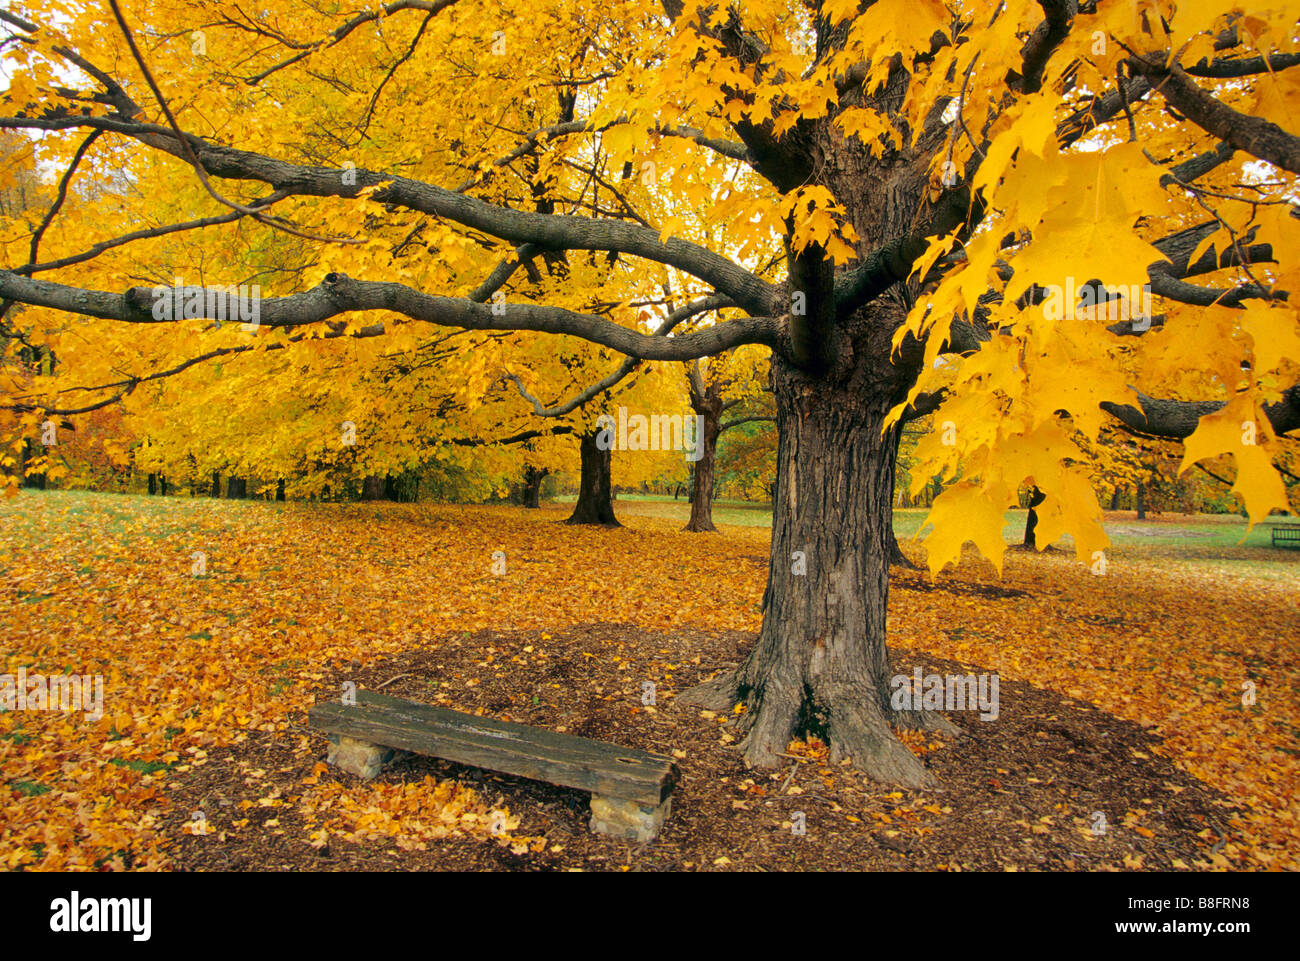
[1269,523,1300,548]
[308,690,679,842]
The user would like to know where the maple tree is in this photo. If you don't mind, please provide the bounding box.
[1,0,1298,787]
[682,346,772,531]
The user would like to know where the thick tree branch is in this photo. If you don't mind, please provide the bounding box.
[0,114,776,314]
[1184,51,1300,79]
[1127,56,1300,174]
[1101,385,1300,439]
[1013,0,1077,94]
[0,270,773,361]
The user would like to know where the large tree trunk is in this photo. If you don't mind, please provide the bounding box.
[1023,486,1046,548]
[1136,481,1147,520]
[210,471,221,498]
[680,353,954,787]
[566,431,618,526]
[683,408,721,532]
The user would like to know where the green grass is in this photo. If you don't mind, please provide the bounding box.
[13,488,1298,583]
[8,780,50,797]
[606,494,1299,580]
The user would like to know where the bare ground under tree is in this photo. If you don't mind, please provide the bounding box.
[159,623,1240,872]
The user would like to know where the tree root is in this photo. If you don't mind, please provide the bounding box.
[682,518,718,532]
[737,689,799,769]
[893,707,963,736]
[679,668,943,789]
[888,539,920,570]
[675,668,740,712]
[823,686,937,789]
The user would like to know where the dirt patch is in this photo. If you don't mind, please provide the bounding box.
[159,623,1240,871]
[892,571,1034,601]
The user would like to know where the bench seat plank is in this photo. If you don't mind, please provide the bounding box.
[309,690,677,807]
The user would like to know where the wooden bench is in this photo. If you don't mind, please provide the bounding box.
[308,690,678,842]
[1270,524,1300,548]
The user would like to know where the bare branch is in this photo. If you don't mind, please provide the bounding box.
[508,293,735,416]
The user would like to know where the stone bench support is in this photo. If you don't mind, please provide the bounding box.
[589,794,672,843]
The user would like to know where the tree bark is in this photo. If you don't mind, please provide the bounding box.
[566,431,619,525]
[210,471,221,498]
[1023,486,1046,548]
[147,473,157,496]
[679,352,954,787]
[226,476,246,499]
[1136,481,1147,520]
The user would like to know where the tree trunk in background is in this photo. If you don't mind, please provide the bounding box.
[21,439,46,489]
[1110,488,1122,510]
[522,466,547,508]
[276,479,286,501]
[1023,486,1046,548]
[226,476,246,499]
[684,409,722,532]
[148,473,157,495]
[566,431,618,525]
[210,471,221,498]
[683,359,725,532]
[361,475,386,501]
[159,476,168,496]
[1136,482,1147,520]
[679,351,953,787]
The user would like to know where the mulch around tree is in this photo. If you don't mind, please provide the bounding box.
[160,623,1240,871]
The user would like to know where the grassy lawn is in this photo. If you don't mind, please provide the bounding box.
[604,493,1298,581]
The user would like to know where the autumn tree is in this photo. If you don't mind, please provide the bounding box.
[2,0,1299,786]
[682,345,772,531]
